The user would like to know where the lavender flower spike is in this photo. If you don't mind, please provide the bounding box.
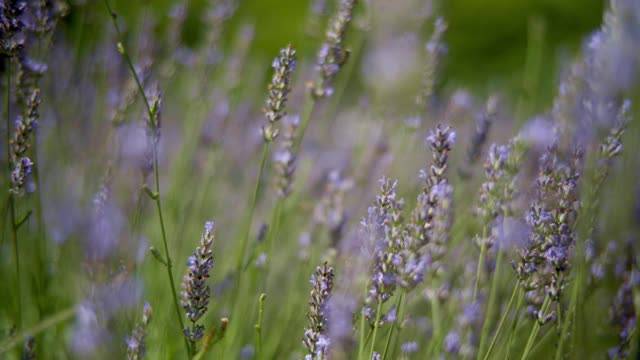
[303,262,335,360]
[182,221,216,344]
[126,302,153,360]
[261,44,297,142]
[311,0,357,98]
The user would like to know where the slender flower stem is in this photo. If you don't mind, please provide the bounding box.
[479,246,505,356]
[473,226,489,302]
[0,306,76,353]
[358,297,368,360]
[483,283,520,360]
[293,96,316,153]
[232,143,269,298]
[428,294,443,356]
[503,290,525,360]
[520,295,551,360]
[382,292,405,360]
[255,293,267,360]
[103,1,189,356]
[5,59,22,329]
[369,297,384,359]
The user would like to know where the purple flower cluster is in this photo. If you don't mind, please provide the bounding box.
[262,44,296,142]
[125,302,153,360]
[181,221,216,343]
[312,0,357,98]
[303,262,335,360]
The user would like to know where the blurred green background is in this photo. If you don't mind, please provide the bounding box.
[65,0,604,101]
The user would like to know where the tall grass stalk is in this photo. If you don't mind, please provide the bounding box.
[472,226,489,301]
[520,295,551,360]
[231,142,269,301]
[293,97,316,153]
[103,1,189,356]
[368,297,384,359]
[382,291,405,360]
[0,306,76,353]
[478,245,506,356]
[482,283,520,360]
[255,293,267,359]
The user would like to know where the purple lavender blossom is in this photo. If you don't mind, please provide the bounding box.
[181,221,216,344]
[303,262,335,360]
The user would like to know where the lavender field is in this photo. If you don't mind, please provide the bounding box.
[1,0,639,359]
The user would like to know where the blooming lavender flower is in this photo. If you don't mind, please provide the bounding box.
[311,0,357,98]
[125,302,152,360]
[444,330,461,354]
[274,115,299,198]
[9,88,40,196]
[303,262,335,360]
[417,17,447,112]
[408,125,456,255]
[401,341,419,354]
[240,345,255,359]
[515,146,581,320]
[475,141,523,249]
[465,96,499,167]
[0,0,26,56]
[181,221,216,345]
[424,183,454,279]
[261,44,296,142]
[313,170,354,245]
[365,177,404,315]
[608,248,637,359]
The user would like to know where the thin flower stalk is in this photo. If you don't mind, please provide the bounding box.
[296,0,358,153]
[229,46,297,346]
[103,1,188,356]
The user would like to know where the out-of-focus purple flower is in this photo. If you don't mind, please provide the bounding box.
[401,341,419,354]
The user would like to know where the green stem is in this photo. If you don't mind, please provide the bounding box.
[0,306,76,353]
[479,246,505,356]
[103,1,189,356]
[503,291,524,360]
[255,293,266,360]
[382,292,404,360]
[293,96,316,153]
[483,283,520,360]
[520,296,551,360]
[473,227,489,302]
[6,58,22,329]
[429,295,442,356]
[369,297,384,359]
[232,142,269,297]
[358,299,367,360]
